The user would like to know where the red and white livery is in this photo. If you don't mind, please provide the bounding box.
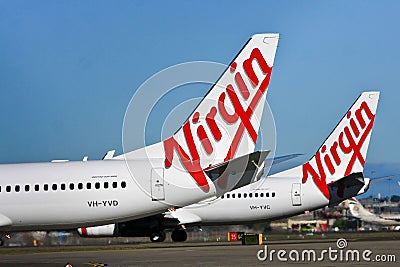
[0,34,279,245]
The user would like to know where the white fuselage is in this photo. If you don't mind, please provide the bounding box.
[180,176,330,225]
[0,159,216,231]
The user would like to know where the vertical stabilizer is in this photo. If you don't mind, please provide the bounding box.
[272,92,380,200]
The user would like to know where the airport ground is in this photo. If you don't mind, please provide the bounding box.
[0,232,399,267]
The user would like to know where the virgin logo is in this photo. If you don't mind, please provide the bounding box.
[163,48,273,192]
[302,101,375,199]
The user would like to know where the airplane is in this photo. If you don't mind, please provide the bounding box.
[0,33,280,245]
[78,91,380,242]
[347,197,400,226]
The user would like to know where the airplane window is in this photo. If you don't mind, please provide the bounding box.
[25,185,30,192]
[104,182,109,189]
[69,183,74,190]
[86,182,91,190]
[232,194,235,198]
[238,193,241,198]
[255,193,258,198]
[249,193,252,198]
[266,192,269,197]
[61,184,66,191]
[272,192,276,197]
[244,193,247,198]
[226,194,230,198]
[15,185,20,192]
[260,193,264,197]
[95,182,100,189]
[112,182,117,189]
[6,185,11,193]
[44,184,49,191]
[0,185,1,192]
[52,184,57,191]
[121,181,127,188]
[78,183,83,190]
[35,184,39,191]
[221,195,224,199]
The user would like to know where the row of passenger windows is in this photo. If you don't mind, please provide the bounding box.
[0,181,127,193]
[221,191,276,199]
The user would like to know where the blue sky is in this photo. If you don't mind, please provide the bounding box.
[1,1,399,196]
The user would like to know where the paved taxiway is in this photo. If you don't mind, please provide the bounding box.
[0,240,398,267]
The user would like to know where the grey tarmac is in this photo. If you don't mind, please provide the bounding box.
[0,240,398,267]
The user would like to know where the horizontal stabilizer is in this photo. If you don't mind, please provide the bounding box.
[164,209,202,225]
[266,153,303,166]
[370,174,400,183]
